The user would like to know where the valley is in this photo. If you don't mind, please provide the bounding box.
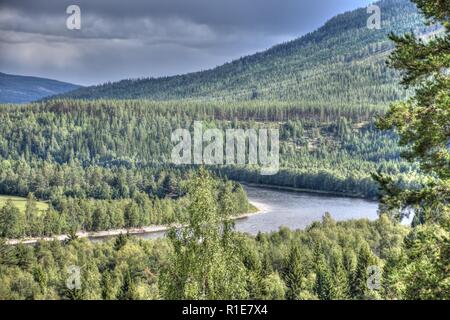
[0,0,447,301]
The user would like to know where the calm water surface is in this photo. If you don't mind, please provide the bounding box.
[235,186,379,235]
[123,186,379,241]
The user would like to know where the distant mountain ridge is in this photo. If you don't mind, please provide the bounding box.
[53,0,429,105]
[0,72,81,103]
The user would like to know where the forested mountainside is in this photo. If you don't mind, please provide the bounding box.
[53,0,429,104]
[0,72,80,104]
[0,0,448,301]
[0,100,416,200]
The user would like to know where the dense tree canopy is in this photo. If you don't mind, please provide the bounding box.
[0,0,447,301]
[52,0,425,105]
[375,0,449,299]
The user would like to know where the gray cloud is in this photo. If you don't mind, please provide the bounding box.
[0,0,373,85]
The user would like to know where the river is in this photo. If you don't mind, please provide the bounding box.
[130,186,379,240]
[235,186,379,234]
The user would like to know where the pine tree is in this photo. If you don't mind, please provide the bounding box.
[375,0,449,227]
[284,243,305,300]
[0,200,25,238]
[101,271,116,300]
[0,238,17,266]
[374,0,449,299]
[350,244,377,300]
[124,202,140,228]
[332,257,350,299]
[118,271,136,300]
[314,250,334,300]
[25,193,37,232]
[114,233,129,251]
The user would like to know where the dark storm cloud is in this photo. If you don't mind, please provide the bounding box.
[0,0,373,85]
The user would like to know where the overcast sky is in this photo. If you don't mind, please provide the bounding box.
[0,0,374,85]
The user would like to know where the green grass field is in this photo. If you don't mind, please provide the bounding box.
[0,195,49,213]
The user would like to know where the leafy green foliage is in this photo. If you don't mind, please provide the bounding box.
[0,0,446,301]
[0,213,408,300]
[159,168,248,299]
[0,162,251,238]
[0,99,415,200]
[374,0,450,299]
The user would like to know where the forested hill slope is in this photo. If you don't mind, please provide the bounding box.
[0,72,81,103]
[53,0,430,105]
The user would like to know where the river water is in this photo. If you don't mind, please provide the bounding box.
[130,186,379,240]
[235,186,379,234]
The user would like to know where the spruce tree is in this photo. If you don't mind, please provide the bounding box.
[313,246,334,300]
[350,244,378,300]
[284,243,305,300]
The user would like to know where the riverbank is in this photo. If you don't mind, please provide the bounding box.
[6,202,263,245]
[241,182,376,200]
